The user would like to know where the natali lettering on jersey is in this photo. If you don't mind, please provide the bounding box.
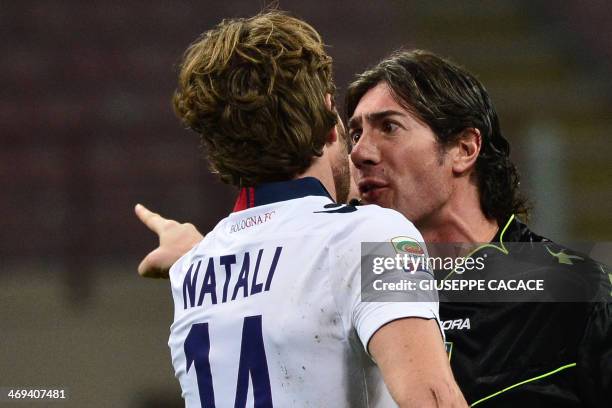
[182,247,283,310]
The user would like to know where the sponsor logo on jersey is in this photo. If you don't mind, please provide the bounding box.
[441,318,471,331]
[229,210,276,233]
[545,246,584,265]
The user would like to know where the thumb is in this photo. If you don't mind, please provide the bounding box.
[138,248,172,279]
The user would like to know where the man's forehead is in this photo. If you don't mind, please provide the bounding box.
[349,83,407,122]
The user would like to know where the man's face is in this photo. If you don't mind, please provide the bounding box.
[348,82,453,225]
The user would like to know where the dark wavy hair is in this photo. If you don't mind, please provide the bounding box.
[346,50,529,225]
[173,11,337,186]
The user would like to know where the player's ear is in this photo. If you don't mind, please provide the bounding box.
[451,127,481,174]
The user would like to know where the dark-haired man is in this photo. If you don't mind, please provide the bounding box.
[142,13,465,408]
[345,50,611,407]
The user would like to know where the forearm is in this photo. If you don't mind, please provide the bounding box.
[393,378,464,408]
[370,318,467,407]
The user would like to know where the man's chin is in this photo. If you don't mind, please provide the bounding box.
[360,195,391,208]
[360,187,392,207]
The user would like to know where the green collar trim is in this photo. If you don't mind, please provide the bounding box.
[442,214,515,281]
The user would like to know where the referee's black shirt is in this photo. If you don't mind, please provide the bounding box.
[440,218,611,407]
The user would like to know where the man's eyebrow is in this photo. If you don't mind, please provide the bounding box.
[365,110,406,122]
[347,115,362,129]
[348,109,406,129]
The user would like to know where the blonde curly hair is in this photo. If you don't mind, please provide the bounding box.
[173,11,337,186]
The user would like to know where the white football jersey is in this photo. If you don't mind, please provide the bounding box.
[168,178,441,407]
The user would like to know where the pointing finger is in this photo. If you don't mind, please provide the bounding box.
[135,203,168,234]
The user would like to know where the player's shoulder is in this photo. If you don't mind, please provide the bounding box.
[522,227,605,277]
[543,242,611,303]
[311,201,421,242]
[539,241,610,288]
[351,203,414,229]
[311,200,407,221]
[505,218,605,276]
[515,224,610,300]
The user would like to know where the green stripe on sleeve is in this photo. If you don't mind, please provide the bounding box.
[470,363,577,407]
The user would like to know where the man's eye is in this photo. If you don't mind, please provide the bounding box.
[382,121,398,133]
[350,130,362,143]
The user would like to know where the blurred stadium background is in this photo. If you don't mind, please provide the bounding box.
[2,1,611,406]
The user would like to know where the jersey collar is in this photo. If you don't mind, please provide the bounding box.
[232,177,333,212]
[491,215,547,243]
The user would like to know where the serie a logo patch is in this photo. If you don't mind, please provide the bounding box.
[390,236,428,273]
[391,236,425,256]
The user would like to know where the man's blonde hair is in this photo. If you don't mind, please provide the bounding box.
[173,11,337,186]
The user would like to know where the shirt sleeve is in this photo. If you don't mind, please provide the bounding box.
[329,206,442,355]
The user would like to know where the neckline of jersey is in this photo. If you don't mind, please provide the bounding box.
[232,177,333,212]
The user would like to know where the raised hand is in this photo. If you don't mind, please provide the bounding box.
[134,204,204,278]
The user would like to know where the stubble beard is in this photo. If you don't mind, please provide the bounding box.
[332,152,350,204]
[332,123,351,204]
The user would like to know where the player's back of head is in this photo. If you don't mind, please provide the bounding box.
[173,11,337,187]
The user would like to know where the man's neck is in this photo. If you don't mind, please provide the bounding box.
[295,155,337,202]
[416,184,498,244]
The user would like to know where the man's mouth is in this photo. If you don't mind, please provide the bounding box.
[358,179,389,202]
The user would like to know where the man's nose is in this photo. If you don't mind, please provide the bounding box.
[350,131,380,168]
